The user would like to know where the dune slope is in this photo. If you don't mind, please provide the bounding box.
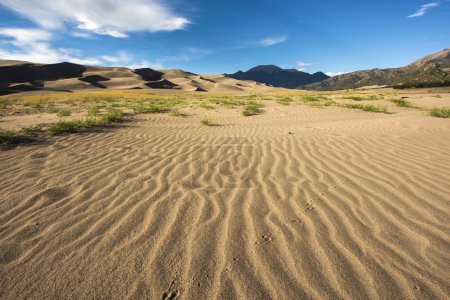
[0,105,449,299]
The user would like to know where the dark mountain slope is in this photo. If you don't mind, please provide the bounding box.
[225,65,329,89]
[304,48,450,90]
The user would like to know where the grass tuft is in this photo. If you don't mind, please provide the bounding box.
[277,97,294,106]
[56,109,72,117]
[391,99,414,107]
[0,126,43,147]
[87,105,101,116]
[169,108,185,117]
[48,109,125,136]
[242,101,263,116]
[429,107,450,118]
[340,103,389,113]
[200,118,212,126]
[342,95,365,101]
[300,94,327,102]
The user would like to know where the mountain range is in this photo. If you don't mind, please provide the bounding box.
[1,48,449,95]
[304,48,450,90]
[225,65,329,89]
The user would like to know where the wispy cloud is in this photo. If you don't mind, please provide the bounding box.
[0,27,162,67]
[296,61,313,71]
[408,2,439,18]
[0,0,190,38]
[0,27,100,64]
[234,35,288,49]
[257,36,288,47]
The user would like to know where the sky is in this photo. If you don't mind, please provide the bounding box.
[0,0,449,76]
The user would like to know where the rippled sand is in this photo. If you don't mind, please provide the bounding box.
[1,103,449,299]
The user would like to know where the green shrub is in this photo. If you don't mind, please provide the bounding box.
[391,99,413,107]
[342,96,365,101]
[340,103,389,113]
[300,95,327,102]
[277,97,293,106]
[57,109,72,117]
[87,105,101,116]
[0,126,42,146]
[429,107,450,118]
[242,101,262,116]
[200,118,212,126]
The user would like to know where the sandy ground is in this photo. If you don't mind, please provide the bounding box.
[1,100,450,299]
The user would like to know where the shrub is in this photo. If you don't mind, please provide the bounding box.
[277,97,294,105]
[300,94,327,102]
[87,105,101,116]
[200,118,212,126]
[391,99,413,107]
[57,109,72,117]
[340,103,389,113]
[342,96,365,101]
[242,101,262,116]
[429,107,450,118]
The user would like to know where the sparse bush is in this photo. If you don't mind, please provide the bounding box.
[277,97,293,106]
[87,105,101,116]
[46,103,58,113]
[21,126,43,136]
[200,118,212,126]
[342,96,365,101]
[340,103,389,113]
[391,99,414,107]
[300,94,327,102]
[169,108,184,117]
[429,107,450,118]
[48,109,125,136]
[48,119,86,135]
[209,98,244,108]
[0,129,21,146]
[100,108,124,123]
[0,99,13,109]
[242,101,262,116]
[57,109,72,117]
[0,126,42,146]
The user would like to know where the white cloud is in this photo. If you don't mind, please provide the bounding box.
[128,60,164,70]
[0,27,167,69]
[100,52,133,64]
[257,36,288,47]
[408,2,439,18]
[296,61,313,71]
[0,28,52,45]
[325,71,349,77]
[0,27,116,65]
[296,61,313,67]
[0,0,189,37]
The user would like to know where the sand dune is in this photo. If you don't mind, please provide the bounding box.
[0,60,276,95]
[1,102,449,299]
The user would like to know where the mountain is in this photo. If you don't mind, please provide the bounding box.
[304,48,450,91]
[0,60,275,95]
[225,65,329,89]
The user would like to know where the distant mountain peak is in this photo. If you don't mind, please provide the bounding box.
[248,65,284,73]
[225,65,329,88]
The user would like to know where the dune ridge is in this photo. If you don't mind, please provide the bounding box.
[0,104,449,299]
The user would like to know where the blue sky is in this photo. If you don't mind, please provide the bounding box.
[0,0,449,75]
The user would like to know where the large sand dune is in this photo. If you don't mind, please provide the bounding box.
[0,60,276,95]
[1,100,449,299]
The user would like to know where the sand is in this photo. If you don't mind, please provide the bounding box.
[1,97,450,299]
